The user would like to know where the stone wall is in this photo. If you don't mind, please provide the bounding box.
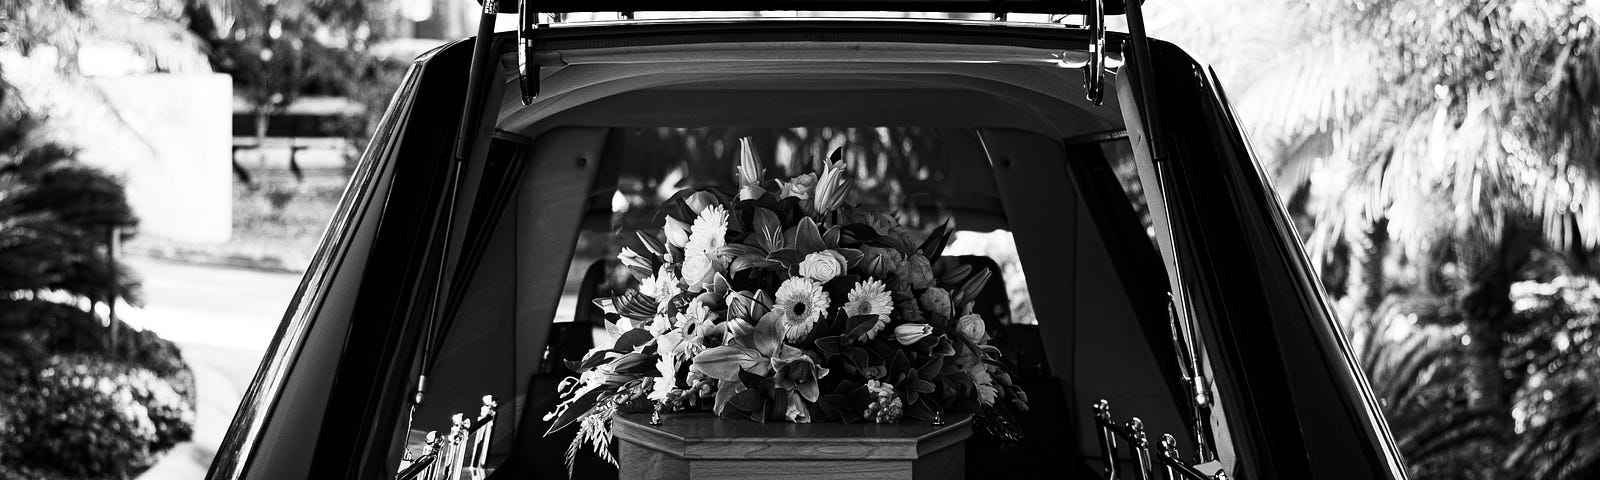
[85,74,233,243]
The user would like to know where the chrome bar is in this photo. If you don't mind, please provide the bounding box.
[1094,399,1120,479]
[395,396,499,480]
[1092,400,1229,480]
[1126,418,1154,480]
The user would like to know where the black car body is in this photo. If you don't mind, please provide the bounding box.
[209,4,1408,479]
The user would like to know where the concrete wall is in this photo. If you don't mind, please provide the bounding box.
[85,74,233,243]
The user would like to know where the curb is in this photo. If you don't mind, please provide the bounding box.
[125,246,307,275]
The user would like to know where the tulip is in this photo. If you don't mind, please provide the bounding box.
[893,323,934,345]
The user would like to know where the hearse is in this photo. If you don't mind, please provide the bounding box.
[208,1,1408,478]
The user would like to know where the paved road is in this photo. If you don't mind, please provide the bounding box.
[122,257,303,480]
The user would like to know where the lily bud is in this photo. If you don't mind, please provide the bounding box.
[664,216,692,248]
[812,160,850,215]
[685,191,718,216]
[737,138,767,201]
[893,323,934,345]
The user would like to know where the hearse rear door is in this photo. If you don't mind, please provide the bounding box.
[1114,35,1408,480]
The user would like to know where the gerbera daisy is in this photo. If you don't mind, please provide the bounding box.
[685,204,728,257]
[844,278,893,339]
[774,277,829,342]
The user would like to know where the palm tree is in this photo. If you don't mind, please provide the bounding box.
[1148,0,1600,477]
[0,72,140,369]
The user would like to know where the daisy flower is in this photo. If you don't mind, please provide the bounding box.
[685,204,728,257]
[844,278,893,339]
[774,277,829,342]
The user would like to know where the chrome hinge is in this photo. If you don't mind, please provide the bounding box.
[1082,0,1107,105]
[517,1,541,105]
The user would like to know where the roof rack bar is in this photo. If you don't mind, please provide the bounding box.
[501,0,1133,16]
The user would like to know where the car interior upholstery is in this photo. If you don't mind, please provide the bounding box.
[397,42,1195,477]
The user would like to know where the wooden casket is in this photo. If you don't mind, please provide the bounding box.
[612,413,972,480]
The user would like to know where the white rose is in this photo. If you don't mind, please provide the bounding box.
[798,250,848,283]
[681,254,717,291]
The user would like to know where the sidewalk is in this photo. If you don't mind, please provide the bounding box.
[121,256,302,479]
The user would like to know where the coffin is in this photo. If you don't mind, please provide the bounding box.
[612,412,972,480]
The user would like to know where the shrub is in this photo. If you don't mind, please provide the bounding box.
[6,355,196,479]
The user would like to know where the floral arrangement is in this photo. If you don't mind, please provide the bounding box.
[545,138,1028,469]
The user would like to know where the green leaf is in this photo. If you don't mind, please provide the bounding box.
[816,394,849,422]
[712,243,765,260]
[889,350,910,376]
[543,385,615,436]
[566,349,614,372]
[953,267,993,306]
[793,217,827,254]
[738,367,766,389]
[910,379,935,394]
[846,315,881,341]
[610,329,655,353]
[932,335,956,357]
[730,389,767,413]
[751,207,786,253]
[918,357,945,381]
[822,225,843,248]
[766,248,804,266]
[617,291,659,321]
[637,231,667,257]
[835,248,863,267]
[938,263,972,288]
[610,352,658,376]
[693,346,763,381]
[814,335,847,356]
[918,219,952,260]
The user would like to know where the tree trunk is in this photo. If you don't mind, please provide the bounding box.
[1346,217,1390,314]
[1457,223,1532,414]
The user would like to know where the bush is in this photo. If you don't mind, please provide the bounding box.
[5,355,195,479]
